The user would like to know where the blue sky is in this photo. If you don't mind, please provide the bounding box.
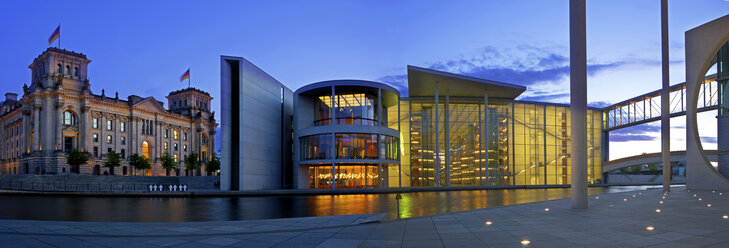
[1,1,728,159]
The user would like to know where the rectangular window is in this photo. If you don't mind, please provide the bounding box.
[93,133,99,142]
[174,130,179,140]
[120,136,126,145]
[174,143,178,151]
[183,144,187,152]
[120,122,126,132]
[164,142,168,150]
[174,154,178,163]
[93,147,98,157]
[183,132,188,141]
[106,120,113,130]
[92,118,99,129]
[164,129,169,138]
[120,149,126,158]
[106,135,112,144]
[107,148,112,153]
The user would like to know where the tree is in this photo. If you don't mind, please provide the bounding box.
[66,148,88,174]
[103,150,122,175]
[206,153,220,176]
[160,152,176,176]
[129,153,152,176]
[184,153,200,176]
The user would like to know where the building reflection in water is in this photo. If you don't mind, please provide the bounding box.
[0,187,642,222]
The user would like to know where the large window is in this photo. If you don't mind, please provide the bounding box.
[308,164,380,189]
[380,135,399,161]
[106,120,113,130]
[300,134,332,160]
[63,111,76,125]
[92,118,99,129]
[314,95,332,126]
[336,133,378,159]
[120,122,126,132]
[334,93,377,125]
[141,141,150,158]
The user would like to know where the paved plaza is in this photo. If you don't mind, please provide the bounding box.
[1,186,729,247]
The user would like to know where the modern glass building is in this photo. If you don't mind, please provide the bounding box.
[221,58,604,190]
[293,80,401,189]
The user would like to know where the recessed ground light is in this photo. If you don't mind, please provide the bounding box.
[723,215,728,219]
[521,240,531,245]
[659,201,663,204]
[708,204,712,207]
[609,204,614,207]
[713,190,716,193]
[662,196,666,199]
[694,194,697,197]
[544,208,550,212]
[624,198,628,202]
[699,198,703,201]
[639,192,642,195]
[485,221,492,226]
[632,195,636,198]
[595,196,599,199]
[655,209,661,213]
[646,226,655,231]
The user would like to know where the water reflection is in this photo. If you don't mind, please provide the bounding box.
[0,186,645,222]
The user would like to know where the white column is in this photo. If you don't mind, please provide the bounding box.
[330,86,335,189]
[484,90,489,185]
[660,0,671,192]
[570,0,588,209]
[445,89,450,186]
[434,82,440,187]
[398,98,401,188]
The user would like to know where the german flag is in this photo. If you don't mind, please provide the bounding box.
[48,25,60,45]
[180,69,190,82]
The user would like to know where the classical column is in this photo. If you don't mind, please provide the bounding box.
[100,114,106,156]
[22,109,30,154]
[80,106,89,152]
[444,89,450,186]
[434,82,440,187]
[570,0,588,209]
[55,99,63,152]
[113,115,119,152]
[32,103,40,152]
[660,0,671,192]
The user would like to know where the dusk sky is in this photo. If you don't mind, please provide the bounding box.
[1,1,728,159]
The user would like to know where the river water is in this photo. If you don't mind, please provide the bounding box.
[0,186,649,222]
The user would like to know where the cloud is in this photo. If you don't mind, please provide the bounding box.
[701,136,717,144]
[518,93,570,103]
[609,124,660,142]
[588,101,611,108]
[610,134,655,142]
[378,44,628,99]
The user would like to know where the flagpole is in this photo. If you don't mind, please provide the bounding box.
[58,24,60,49]
[188,69,191,88]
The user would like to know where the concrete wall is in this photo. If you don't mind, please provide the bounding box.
[220,56,292,190]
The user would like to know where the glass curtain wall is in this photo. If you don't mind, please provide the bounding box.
[300,134,333,160]
[404,100,603,187]
[393,100,411,187]
[334,93,377,125]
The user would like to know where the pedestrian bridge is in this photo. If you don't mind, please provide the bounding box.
[603,150,718,172]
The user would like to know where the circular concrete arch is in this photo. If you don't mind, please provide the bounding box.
[685,14,729,190]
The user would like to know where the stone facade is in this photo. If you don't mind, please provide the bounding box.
[0,48,217,176]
